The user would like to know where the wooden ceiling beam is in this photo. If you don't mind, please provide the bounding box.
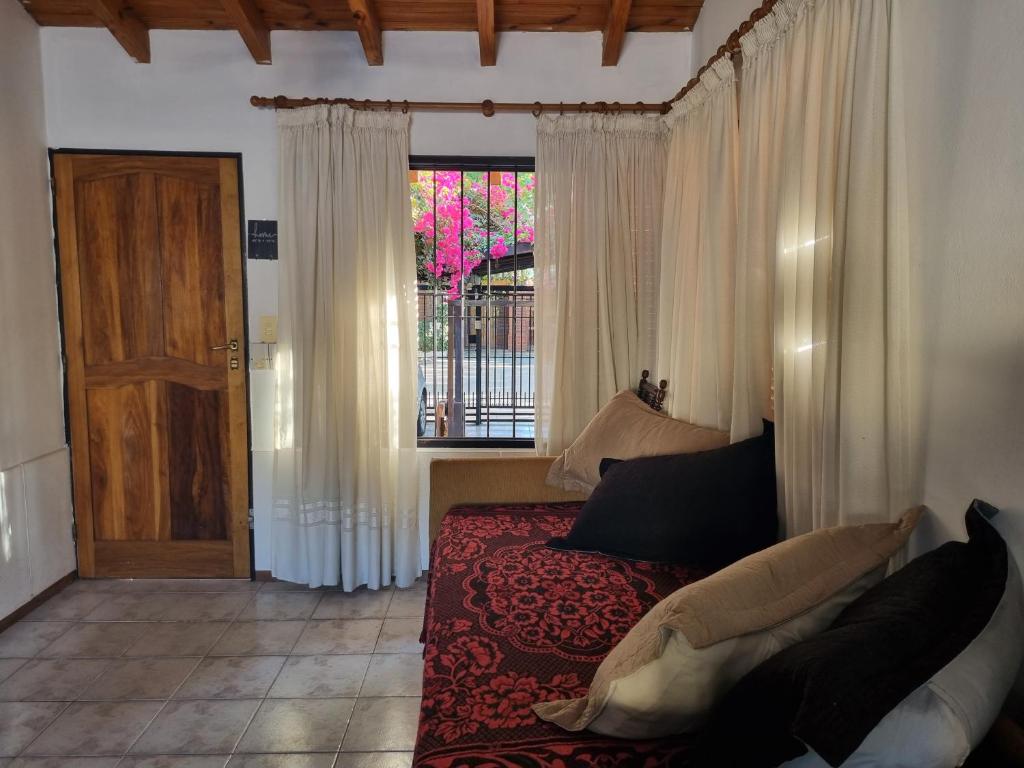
[602,0,633,66]
[347,0,384,66]
[222,0,272,64]
[476,0,496,66]
[86,0,150,63]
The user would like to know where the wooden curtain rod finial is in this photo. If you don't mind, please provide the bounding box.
[481,99,495,117]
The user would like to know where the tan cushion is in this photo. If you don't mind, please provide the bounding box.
[545,390,729,493]
[534,507,924,738]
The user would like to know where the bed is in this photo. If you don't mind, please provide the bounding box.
[415,499,705,767]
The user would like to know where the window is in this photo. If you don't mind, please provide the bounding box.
[410,157,536,446]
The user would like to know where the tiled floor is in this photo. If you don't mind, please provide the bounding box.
[0,577,428,767]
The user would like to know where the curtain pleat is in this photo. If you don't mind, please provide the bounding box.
[656,57,741,433]
[734,0,912,536]
[534,114,667,456]
[272,105,421,590]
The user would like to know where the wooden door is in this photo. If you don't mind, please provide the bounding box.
[53,153,250,578]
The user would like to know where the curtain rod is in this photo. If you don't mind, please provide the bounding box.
[668,0,781,105]
[249,96,670,116]
[251,0,782,117]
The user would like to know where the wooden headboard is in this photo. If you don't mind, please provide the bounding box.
[637,369,668,411]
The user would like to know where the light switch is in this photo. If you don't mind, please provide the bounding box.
[259,315,278,344]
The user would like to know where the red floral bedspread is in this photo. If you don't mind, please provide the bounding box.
[415,503,706,768]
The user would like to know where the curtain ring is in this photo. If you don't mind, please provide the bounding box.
[386,99,393,112]
[612,101,621,113]
[532,101,543,118]
[559,101,564,115]
[402,100,409,114]
[363,99,372,111]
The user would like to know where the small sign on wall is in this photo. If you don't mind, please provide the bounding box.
[247,220,278,260]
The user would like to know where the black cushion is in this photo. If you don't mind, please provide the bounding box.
[697,500,1009,768]
[546,421,778,570]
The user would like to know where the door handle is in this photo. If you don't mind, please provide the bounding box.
[210,339,239,352]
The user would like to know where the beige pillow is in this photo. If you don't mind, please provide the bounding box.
[545,390,729,493]
[534,507,924,739]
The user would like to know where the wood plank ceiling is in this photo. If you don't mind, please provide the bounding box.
[19,0,704,67]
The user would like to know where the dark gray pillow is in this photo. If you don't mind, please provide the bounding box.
[546,421,777,570]
[697,500,1011,768]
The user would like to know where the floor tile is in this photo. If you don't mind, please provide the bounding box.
[125,580,260,594]
[209,622,305,656]
[116,757,229,767]
[236,593,322,621]
[386,584,426,619]
[227,756,333,767]
[24,701,162,756]
[61,580,136,594]
[0,702,67,756]
[373,620,423,655]
[174,657,285,699]
[333,754,412,768]
[159,595,251,622]
[0,623,73,659]
[0,659,109,701]
[81,595,178,622]
[81,658,200,700]
[8,757,120,767]
[0,659,26,684]
[123,623,229,658]
[25,592,107,621]
[292,621,381,655]
[131,700,260,755]
[38,623,151,659]
[358,655,422,697]
[340,698,419,752]
[267,655,369,698]
[312,591,392,621]
[236,699,355,754]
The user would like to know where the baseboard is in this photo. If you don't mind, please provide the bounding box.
[0,571,77,633]
[254,570,274,582]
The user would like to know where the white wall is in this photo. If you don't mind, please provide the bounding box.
[40,27,693,571]
[901,0,1024,555]
[0,1,76,616]
[691,0,755,70]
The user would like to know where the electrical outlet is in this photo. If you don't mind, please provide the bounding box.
[259,315,278,344]
[252,358,268,370]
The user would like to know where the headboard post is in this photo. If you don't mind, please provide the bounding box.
[637,370,668,411]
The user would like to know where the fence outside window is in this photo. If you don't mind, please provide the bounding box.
[411,157,536,444]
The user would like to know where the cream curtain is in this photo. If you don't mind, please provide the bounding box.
[534,114,667,456]
[656,57,740,433]
[736,0,912,536]
[272,105,421,590]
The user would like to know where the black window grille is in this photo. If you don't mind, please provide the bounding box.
[411,156,536,447]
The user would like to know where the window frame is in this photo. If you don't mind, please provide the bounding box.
[410,155,537,450]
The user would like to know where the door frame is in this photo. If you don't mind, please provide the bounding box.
[48,148,254,579]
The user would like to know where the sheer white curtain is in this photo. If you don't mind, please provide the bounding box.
[656,57,740,433]
[736,0,912,536]
[272,105,421,589]
[534,114,667,455]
